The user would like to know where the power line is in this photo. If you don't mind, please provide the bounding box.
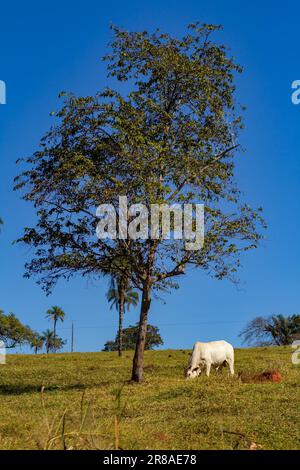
[58,319,246,330]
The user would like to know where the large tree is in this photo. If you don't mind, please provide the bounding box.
[15,23,265,382]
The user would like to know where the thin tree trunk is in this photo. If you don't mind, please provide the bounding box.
[131,280,151,382]
[53,318,56,353]
[118,281,125,357]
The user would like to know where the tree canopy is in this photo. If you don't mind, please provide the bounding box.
[107,279,139,313]
[0,310,35,348]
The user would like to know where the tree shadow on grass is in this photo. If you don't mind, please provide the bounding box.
[0,382,87,395]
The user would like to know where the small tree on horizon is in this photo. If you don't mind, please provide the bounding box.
[239,314,300,346]
[103,323,163,351]
[42,329,65,353]
[42,329,54,354]
[107,275,139,356]
[46,306,65,345]
[30,333,44,354]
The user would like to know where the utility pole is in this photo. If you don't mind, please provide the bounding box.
[71,323,74,353]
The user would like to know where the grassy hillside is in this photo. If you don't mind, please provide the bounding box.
[0,347,299,450]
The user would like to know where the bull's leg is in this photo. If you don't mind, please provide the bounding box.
[228,358,234,377]
[206,362,211,377]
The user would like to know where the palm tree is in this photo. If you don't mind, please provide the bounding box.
[42,329,55,354]
[107,276,139,357]
[46,306,65,345]
[30,334,44,354]
[41,329,65,353]
[266,314,300,345]
[240,314,300,346]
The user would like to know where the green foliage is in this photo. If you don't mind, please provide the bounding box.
[0,310,35,348]
[15,22,265,295]
[46,306,65,325]
[103,323,163,351]
[46,305,65,343]
[30,334,44,354]
[239,314,300,346]
[42,329,66,353]
[107,278,139,313]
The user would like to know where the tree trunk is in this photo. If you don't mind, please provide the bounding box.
[53,319,57,353]
[131,280,151,382]
[118,282,125,357]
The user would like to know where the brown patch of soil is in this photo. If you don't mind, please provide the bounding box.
[239,369,282,383]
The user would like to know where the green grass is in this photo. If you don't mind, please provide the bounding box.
[0,347,299,450]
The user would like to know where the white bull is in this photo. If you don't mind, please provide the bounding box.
[186,340,234,378]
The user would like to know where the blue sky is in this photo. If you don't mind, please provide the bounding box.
[0,0,299,352]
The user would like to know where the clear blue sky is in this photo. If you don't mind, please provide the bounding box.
[0,0,299,352]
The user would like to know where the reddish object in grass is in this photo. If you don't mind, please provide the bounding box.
[153,432,167,441]
[239,369,283,383]
[253,370,282,383]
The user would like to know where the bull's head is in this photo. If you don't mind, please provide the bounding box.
[185,366,201,379]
